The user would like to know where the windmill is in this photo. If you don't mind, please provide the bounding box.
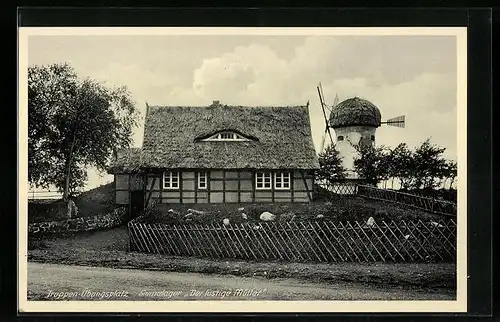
[316,81,406,179]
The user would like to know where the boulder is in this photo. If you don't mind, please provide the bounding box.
[260,212,276,222]
[67,199,78,219]
[167,209,181,216]
[187,209,205,215]
[366,216,375,227]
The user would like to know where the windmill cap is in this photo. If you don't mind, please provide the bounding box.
[329,96,382,128]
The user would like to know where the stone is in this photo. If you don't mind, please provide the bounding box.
[223,218,230,226]
[187,209,205,215]
[241,213,248,220]
[237,207,245,212]
[167,209,181,216]
[366,216,375,227]
[67,199,78,219]
[260,212,276,222]
[316,214,325,219]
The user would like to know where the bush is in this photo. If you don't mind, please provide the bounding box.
[312,184,335,202]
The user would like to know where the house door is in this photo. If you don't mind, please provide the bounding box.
[130,191,145,218]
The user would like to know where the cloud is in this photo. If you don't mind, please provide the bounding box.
[193,44,289,105]
[188,36,458,160]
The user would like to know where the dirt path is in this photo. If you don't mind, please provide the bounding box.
[28,262,454,301]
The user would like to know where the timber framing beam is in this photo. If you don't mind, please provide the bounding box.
[300,170,313,202]
[145,175,157,207]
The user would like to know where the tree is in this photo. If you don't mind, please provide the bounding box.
[440,159,458,189]
[388,143,415,190]
[411,138,448,190]
[352,143,391,186]
[316,144,347,187]
[28,63,140,200]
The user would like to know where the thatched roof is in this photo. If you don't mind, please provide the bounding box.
[108,103,319,173]
[110,148,143,173]
[329,97,382,128]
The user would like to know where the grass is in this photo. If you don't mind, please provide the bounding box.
[28,226,456,291]
[141,194,445,226]
[28,183,115,223]
[73,182,115,215]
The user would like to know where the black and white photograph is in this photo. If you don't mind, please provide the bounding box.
[18,26,467,313]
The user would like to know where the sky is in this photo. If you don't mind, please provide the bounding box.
[28,33,459,191]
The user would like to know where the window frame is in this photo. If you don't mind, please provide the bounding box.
[201,131,252,142]
[255,172,272,190]
[274,172,291,190]
[163,171,180,190]
[198,172,207,190]
[219,132,235,140]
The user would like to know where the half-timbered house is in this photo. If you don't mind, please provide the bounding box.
[107,101,320,214]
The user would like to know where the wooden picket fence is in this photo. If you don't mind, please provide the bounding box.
[127,219,456,263]
[357,185,457,216]
[327,184,358,195]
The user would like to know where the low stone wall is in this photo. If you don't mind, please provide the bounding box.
[28,207,129,236]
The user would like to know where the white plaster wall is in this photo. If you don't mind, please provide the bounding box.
[333,126,377,179]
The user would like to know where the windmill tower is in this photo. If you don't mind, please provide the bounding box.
[317,82,405,183]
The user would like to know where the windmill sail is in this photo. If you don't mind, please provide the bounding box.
[321,93,339,151]
[317,83,334,153]
[317,84,329,153]
[383,115,405,128]
[333,93,339,107]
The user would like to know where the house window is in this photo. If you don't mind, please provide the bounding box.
[163,171,179,189]
[198,172,207,189]
[337,135,344,141]
[275,172,291,190]
[256,172,272,190]
[200,131,252,142]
